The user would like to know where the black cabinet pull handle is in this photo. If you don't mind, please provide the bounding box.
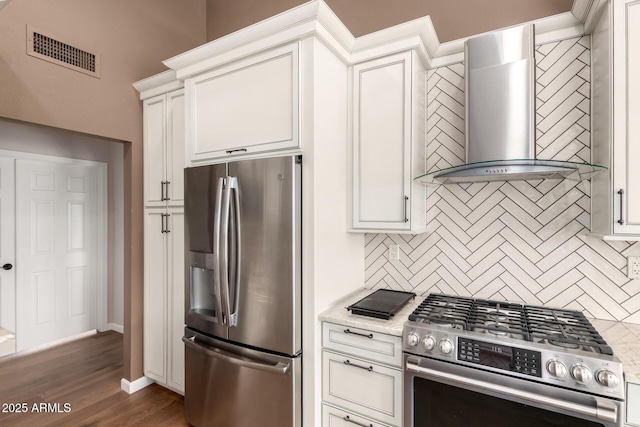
[344,329,373,339]
[165,213,171,233]
[226,148,248,154]
[343,415,373,427]
[618,189,624,225]
[403,195,409,222]
[343,359,373,371]
[165,181,171,201]
[2,263,12,271]
[160,181,165,201]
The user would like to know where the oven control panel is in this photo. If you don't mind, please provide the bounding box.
[458,338,542,378]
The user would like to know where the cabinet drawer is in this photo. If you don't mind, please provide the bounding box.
[322,350,402,426]
[323,322,402,367]
[322,403,392,427]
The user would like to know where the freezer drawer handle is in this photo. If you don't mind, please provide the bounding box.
[182,336,290,376]
[343,360,373,372]
[406,360,617,423]
[343,329,373,339]
[343,415,373,427]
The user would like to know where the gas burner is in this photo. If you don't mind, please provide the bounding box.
[547,337,582,350]
[484,322,510,337]
[478,308,510,322]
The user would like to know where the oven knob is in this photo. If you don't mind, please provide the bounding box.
[570,365,593,383]
[546,360,567,378]
[406,332,419,347]
[595,369,619,388]
[421,336,436,351]
[439,339,454,355]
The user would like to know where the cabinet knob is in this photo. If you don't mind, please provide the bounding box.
[2,263,12,271]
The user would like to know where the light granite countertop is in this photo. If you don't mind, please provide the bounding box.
[591,319,640,384]
[318,289,424,337]
[319,290,640,385]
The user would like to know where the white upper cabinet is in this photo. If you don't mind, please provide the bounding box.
[142,88,185,208]
[592,0,640,239]
[350,51,426,233]
[185,43,300,164]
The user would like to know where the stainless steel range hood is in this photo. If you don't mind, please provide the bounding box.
[415,24,605,185]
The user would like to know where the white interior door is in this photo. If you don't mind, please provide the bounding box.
[0,157,15,334]
[16,159,98,351]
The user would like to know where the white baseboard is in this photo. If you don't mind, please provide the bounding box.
[107,323,124,334]
[121,376,154,394]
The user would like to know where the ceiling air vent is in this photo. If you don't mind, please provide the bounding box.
[26,25,101,78]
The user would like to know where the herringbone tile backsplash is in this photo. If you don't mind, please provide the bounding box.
[365,36,640,323]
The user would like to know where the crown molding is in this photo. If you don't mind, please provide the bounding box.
[163,0,600,77]
[132,70,183,99]
[164,0,354,80]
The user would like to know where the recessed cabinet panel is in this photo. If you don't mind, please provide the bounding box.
[621,1,640,230]
[167,90,185,205]
[322,350,402,426]
[593,0,640,238]
[167,209,185,392]
[322,404,392,427]
[187,43,299,162]
[351,51,426,233]
[144,96,166,207]
[358,61,406,223]
[144,209,167,383]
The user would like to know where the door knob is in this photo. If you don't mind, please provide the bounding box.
[2,263,13,270]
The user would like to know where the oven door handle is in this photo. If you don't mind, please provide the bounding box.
[406,361,618,424]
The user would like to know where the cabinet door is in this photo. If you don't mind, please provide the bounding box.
[166,208,185,394]
[166,90,185,206]
[352,52,413,231]
[613,0,640,235]
[322,350,402,426]
[186,43,300,163]
[144,95,167,208]
[144,208,167,383]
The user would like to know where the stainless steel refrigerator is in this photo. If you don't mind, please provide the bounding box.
[182,155,302,427]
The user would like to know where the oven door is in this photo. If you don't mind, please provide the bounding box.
[404,354,624,427]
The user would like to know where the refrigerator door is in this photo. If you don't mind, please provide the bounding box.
[227,156,302,356]
[183,328,301,427]
[184,163,228,339]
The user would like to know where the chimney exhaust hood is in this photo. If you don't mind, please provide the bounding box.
[415,24,605,185]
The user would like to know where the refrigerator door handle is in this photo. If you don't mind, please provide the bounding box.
[219,177,232,327]
[213,177,226,325]
[228,176,241,326]
[182,336,290,376]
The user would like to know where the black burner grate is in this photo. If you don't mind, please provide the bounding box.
[408,294,472,329]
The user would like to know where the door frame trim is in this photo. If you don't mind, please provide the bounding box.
[1,149,109,335]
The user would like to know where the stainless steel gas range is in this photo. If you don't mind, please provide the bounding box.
[403,294,625,427]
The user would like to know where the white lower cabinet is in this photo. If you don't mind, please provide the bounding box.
[322,322,403,427]
[628,383,640,426]
[144,207,185,394]
[322,403,392,427]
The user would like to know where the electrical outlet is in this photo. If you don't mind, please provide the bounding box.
[629,256,640,280]
[388,244,400,261]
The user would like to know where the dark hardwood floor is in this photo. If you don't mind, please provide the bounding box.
[0,331,188,426]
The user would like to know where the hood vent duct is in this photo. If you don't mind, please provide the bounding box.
[415,24,605,185]
[27,26,101,78]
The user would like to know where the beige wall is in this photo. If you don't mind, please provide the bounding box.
[0,0,206,381]
[206,0,573,42]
